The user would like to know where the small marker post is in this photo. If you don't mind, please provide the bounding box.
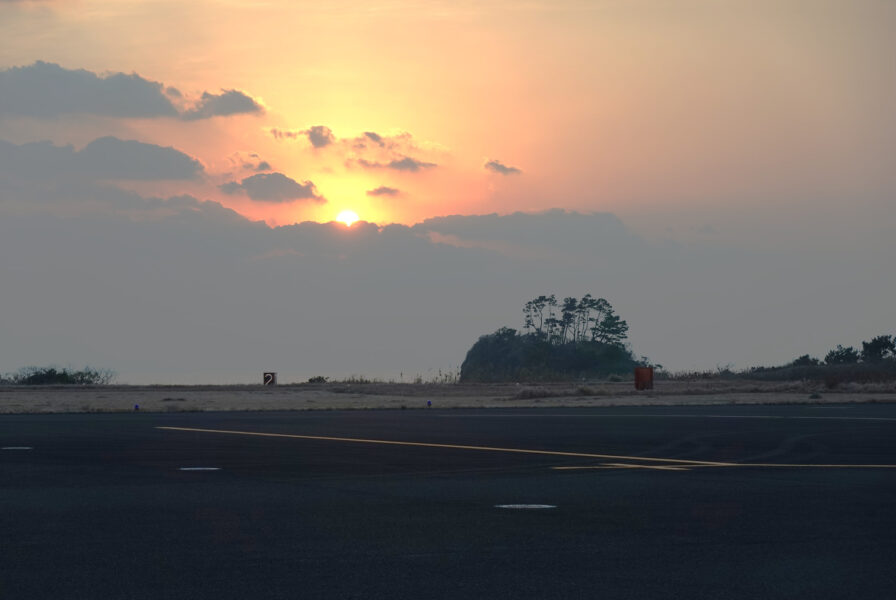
[134,404,140,411]
[427,400,432,408]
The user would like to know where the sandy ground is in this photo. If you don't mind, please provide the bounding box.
[1,380,895,413]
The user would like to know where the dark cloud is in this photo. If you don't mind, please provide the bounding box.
[0,136,203,181]
[356,156,436,172]
[388,156,437,171]
[0,61,178,118]
[484,159,522,175]
[364,131,385,146]
[2,199,883,384]
[218,172,323,203]
[269,128,301,140]
[367,186,400,197]
[353,131,413,150]
[78,137,203,180]
[0,62,261,120]
[181,89,263,120]
[414,210,639,256]
[231,152,271,173]
[269,126,335,148]
[306,125,335,148]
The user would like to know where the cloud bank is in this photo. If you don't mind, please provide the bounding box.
[3,170,891,385]
[0,62,262,120]
[0,136,203,181]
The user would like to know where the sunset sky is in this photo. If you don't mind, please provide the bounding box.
[2,1,894,383]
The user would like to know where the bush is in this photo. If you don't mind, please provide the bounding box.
[791,354,820,367]
[5,366,115,386]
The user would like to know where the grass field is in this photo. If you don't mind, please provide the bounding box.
[2,379,895,414]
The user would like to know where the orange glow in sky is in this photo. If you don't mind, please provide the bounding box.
[0,0,892,240]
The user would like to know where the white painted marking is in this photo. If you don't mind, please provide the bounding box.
[2,446,33,450]
[495,504,557,510]
[178,467,221,471]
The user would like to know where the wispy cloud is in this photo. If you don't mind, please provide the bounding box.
[485,159,521,175]
[357,156,437,172]
[367,186,400,196]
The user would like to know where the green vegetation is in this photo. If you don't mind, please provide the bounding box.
[461,295,642,382]
[1,366,115,386]
[666,335,896,386]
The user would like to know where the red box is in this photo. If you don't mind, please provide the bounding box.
[634,367,654,390]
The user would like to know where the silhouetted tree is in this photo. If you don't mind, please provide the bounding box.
[523,295,554,339]
[825,345,860,365]
[861,336,896,363]
[592,308,629,346]
[559,297,578,343]
[523,294,627,346]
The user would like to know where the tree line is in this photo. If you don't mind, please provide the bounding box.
[792,335,896,366]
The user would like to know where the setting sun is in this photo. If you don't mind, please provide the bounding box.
[336,210,360,227]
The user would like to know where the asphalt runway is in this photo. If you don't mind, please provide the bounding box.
[3,404,896,599]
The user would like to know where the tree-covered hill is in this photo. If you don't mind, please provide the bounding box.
[460,294,641,382]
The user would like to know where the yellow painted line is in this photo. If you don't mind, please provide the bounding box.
[551,466,627,471]
[605,462,691,471]
[553,463,690,472]
[155,427,896,470]
[555,462,896,471]
[155,426,734,466]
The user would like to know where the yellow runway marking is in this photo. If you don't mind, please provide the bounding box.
[553,463,896,471]
[156,427,896,471]
[553,463,691,472]
[155,426,732,466]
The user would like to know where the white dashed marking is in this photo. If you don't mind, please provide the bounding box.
[495,504,556,510]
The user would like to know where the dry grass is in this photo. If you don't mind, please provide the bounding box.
[1,379,895,414]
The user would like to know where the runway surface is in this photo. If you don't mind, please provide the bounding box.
[3,404,896,599]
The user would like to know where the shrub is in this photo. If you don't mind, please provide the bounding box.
[791,355,820,367]
[6,366,115,385]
